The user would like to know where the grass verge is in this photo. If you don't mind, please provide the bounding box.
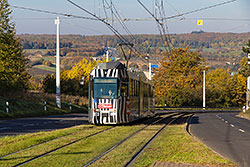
[0,120,237,167]
[238,111,250,120]
[0,125,94,158]
[0,92,87,119]
[132,124,236,167]
[5,125,144,167]
[0,125,111,167]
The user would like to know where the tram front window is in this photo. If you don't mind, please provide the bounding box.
[93,78,118,99]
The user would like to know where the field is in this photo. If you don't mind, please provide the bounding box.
[33,65,56,72]
[43,56,56,63]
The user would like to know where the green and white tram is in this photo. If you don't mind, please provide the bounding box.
[88,61,154,125]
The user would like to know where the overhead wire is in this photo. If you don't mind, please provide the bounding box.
[137,0,171,53]
[104,0,137,43]
[161,0,237,20]
[62,20,104,34]
[10,5,97,21]
[67,0,148,64]
[158,0,172,51]
[10,3,147,63]
[102,0,148,62]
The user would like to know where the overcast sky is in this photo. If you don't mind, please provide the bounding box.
[8,0,250,35]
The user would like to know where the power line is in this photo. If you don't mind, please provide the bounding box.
[162,0,237,20]
[62,20,104,34]
[12,16,250,22]
[67,0,146,61]
[10,5,98,21]
[137,0,172,52]
[184,17,250,21]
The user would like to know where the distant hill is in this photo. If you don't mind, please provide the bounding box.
[18,32,250,72]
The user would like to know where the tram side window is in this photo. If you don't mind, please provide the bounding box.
[130,79,134,96]
[121,83,128,96]
[129,79,141,97]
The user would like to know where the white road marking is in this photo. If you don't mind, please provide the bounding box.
[222,119,224,121]
[239,129,245,133]
[230,124,235,128]
[225,121,228,123]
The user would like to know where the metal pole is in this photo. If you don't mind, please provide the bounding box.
[203,70,206,109]
[149,62,152,80]
[55,17,61,108]
[247,76,250,110]
[106,50,109,62]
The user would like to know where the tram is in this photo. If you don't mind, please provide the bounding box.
[88,61,154,124]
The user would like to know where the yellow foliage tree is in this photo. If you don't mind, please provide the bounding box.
[153,47,205,106]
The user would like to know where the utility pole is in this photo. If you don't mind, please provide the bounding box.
[55,17,61,108]
[203,70,206,109]
[246,53,250,110]
[106,50,109,62]
[149,62,152,80]
[247,76,250,110]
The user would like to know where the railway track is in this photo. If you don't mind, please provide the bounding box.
[1,113,188,167]
[2,126,114,167]
[83,113,186,167]
[125,113,187,167]
[0,126,96,159]
[2,115,161,167]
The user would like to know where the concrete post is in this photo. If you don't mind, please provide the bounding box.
[6,102,9,113]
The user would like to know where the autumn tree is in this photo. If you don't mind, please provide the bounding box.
[242,40,250,54]
[228,73,246,106]
[0,0,30,93]
[42,58,99,96]
[206,69,231,107]
[239,40,250,77]
[153,48,205,106]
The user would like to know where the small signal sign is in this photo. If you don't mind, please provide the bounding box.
[197,20,203,26]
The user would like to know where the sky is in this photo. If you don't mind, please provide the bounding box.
[8,0,250,35]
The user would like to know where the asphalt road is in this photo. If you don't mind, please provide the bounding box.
[0,113,89,137]
[190,112,250,166]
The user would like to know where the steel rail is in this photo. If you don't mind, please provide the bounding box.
[0,126,95,160]
[83,113,180,167]
[125,113,187,167]
[11,127,114,167]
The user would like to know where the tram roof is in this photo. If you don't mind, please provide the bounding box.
[97,61,125,69]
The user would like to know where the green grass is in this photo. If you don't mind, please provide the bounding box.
[132,125,236,167]
[0,121,236,167]
[43,56,56,63]
[0,93,87,119]
[0,125,110,167]
[202,48,216,52]
[5,126,143,167]
[0,125,95,158]
[33,65,56,72]
[90,125,164,167]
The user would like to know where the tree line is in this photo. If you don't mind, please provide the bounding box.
[153,43,250,107]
